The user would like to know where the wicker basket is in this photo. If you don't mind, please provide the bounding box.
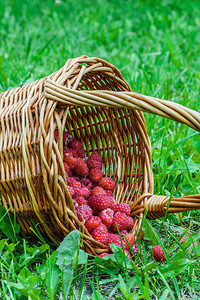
[0,55,200,255]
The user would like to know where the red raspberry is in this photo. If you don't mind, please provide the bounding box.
[110,200,118,210]
[152,245,168,262]
[99,253,109,258]
[63,131,73,146]
[132,243,139,256]
[76,205,92,223]
[63,162,70,174]
[87,153,102,169]
[64,153,77,169]
[108,234,126,250]
[88,194,111,212]
[68,178,81,199]
[180,236,189,245]
[70,175,80,182]
[120,230,128,237]
[180,236,197,246]
[85,216,102,233]
[99,208,114,228]
[140,229,144,240]
[73,158,89,177]
[113,203,130,216]
[69,141,86,158]
[63,148,78,158]
[68,177,81,189]
[81,186,90,199]
[73,188,81,199]
[76,196,87,206]
[124,234,135,250]
[91,224,109,245]
[112,212,129,232]
[106,190,114,197]
[127,216,134,230]
[67,186,74,197]
[99,177,115,191]
[108,197,115,208]
[90,186,106,197]
[89,168,103,182]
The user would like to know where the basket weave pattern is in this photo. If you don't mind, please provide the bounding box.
[0,55,200,255]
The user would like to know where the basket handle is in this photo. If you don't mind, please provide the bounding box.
[44,79,200,219]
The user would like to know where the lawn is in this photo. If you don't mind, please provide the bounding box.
[0,0,200,299]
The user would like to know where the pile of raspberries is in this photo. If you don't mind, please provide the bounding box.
[55,129,137,258]
[54,130,198,261]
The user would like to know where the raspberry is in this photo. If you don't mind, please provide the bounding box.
[108,233,126,250]
[63,148,78,158]
[124,234,135,250]
[180,236,189,245]
[127,216,134,230]
[87,153,102,169]
[63,162,70,174]
[67,186,74,197]
[81,186,90,199]
[91,224,108,245]
[76,205,92,223]
[132,244,139,256]
[68,178,81,189]
[64,153,77,169]
[70,175,80,182]
[63,131,73,146]
[99,177,115,191]
[108,197,115,208]
[99,208,114,228]
[85,216,102,233]
[99,253,109,258]
[73,158,89,177]
[89,168,103,182]
[113,203,130,216]
[69,141,86,158]
[106,190,114,197]
[68,178,81,199]
[120,230,128,237]
[180,236,198,246]
[140,230,144,240]
[90,186,106,197]
[76,196,87,206]
[112,212,129,232]
[73,188,81,199]
[152,245,168,262]
[110,200,118,210]
[88,194,111,212]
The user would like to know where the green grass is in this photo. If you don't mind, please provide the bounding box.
[0,0,200,299]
